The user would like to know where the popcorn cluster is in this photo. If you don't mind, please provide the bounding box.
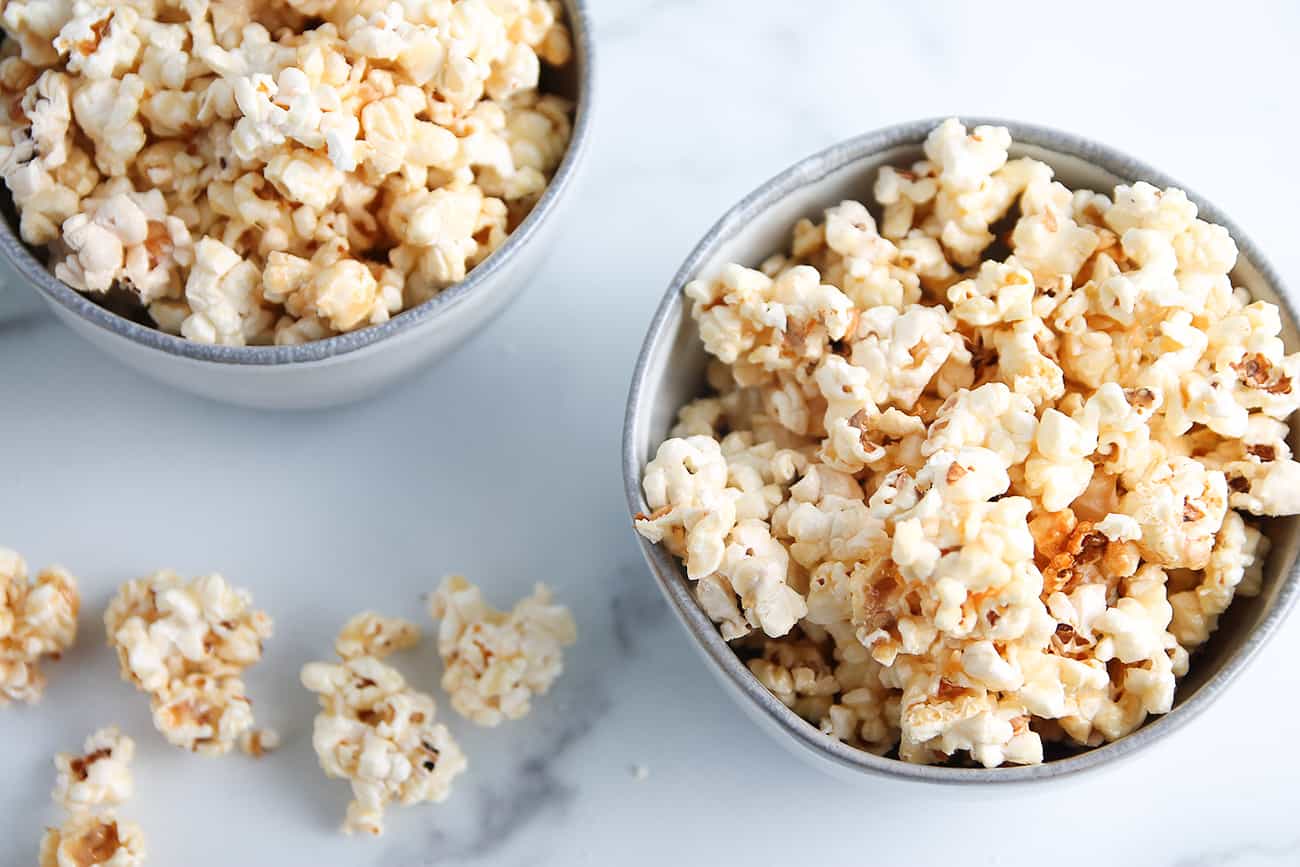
[635,118,1297,767]
[301,612,466,837]
[104,571,273,755]
[0,547,79,705]
[0,0,574,345]
[41,727,146,867]
[428,575,575,726]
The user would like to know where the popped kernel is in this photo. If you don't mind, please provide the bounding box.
[428,575,576,726]
[635,118,1300,768]
[52,727,134,812]
[40,812,147,867]
[0,548,79,705]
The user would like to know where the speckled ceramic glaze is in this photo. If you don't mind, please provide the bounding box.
[623,117,1300,783]
[0,0,594,409]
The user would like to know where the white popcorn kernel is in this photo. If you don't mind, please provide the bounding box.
[181,237,270,346]
[1095,513,1141,543]
[849,304,969,410]
[0,549,79,706]
[1170,512,1269,648]
[1021,409,1097,512]
[428,575,576,726]
[52,727,134,812]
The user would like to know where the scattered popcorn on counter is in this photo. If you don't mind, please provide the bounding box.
[0,0,575,346]
[428,575,575,727]
[635,118,1300,768]
[301,613,465,837]
[104,571,272,755]
[0,547,79,705]
[42,725,146,867]
[52,727,135,812]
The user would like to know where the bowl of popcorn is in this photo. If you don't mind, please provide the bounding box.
[0,0,592,408]
[624,117,1300,781]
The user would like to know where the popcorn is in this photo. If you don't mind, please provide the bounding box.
[302,615,466,836]
[335,611,421,661]
[428,575,576,726]
[40,812,147,867]
[0,548,79,705]
[104,571,271,755]
[1169,511,1268,648]
[0,0,575,345]
[1121,457,1228,569]
[636,119,1300,768]
[52,727,134,813]
[43,725,145,867]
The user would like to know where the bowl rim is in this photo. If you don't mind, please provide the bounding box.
[622,115,1300,783]
[0,0,595,367]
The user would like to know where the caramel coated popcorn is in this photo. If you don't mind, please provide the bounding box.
[104,570,272,755]
[301,613,466,837]
[0,0,574,346]
[40,812,147,867]
[0,548,79,705]
[42,726,146,867]
[635,118,1300,767]
[52,727,135,812]
[428,575,576,726]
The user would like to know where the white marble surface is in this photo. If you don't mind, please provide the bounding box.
[3,1,1300,864]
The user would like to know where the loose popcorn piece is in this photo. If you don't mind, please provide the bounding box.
[0,0,575,346]
[428,575,576,726]
[0,548,79,705]
[52,727,134,812]
[40,812,147,867]
[335,611,421,661]
[238,727,280,759]
[43,722,146,866]
[104,571,272,755]
[635,118,1299,768]
[301,615,466,837]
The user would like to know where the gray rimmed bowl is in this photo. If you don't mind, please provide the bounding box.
[0,0,594,410]
[622,117,1300,783]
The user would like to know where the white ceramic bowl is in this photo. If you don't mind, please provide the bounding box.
[0,0,594,410]
[623,117,1300,783]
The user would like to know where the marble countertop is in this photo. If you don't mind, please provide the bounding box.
[3,1,1299,864]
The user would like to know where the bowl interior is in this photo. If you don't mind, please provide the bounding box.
[626,121,1300,781]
